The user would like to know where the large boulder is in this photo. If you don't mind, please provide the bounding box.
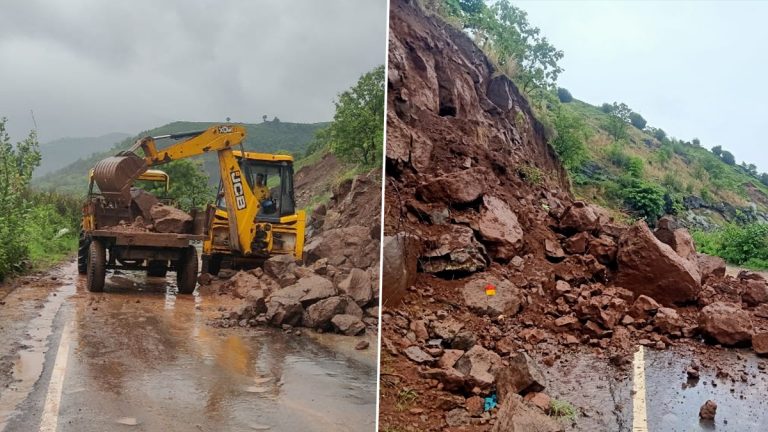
[696,253,726,283]
[303,295,361,330]
[149,203,192,233]
[263,255,297,280]
[653,220,696,260]
[741,279,768,306]
[130,188,159,221]
[615,221,701,306]
[223,271,261,299]
[303,225,376,268]
[269,275,336,308]
[416,167,490,205]
[491,394,563,432]
[381,233,419,307]
[699,302,753,346]
[753,332,768,356]
[454,345,502,391]
[496,352,546,399]
[420,225,488,274]
[461,276,522,316]
[475,196,524,261]
[338,268,373,306]
[558,201,599,233]
[330,314,366,335]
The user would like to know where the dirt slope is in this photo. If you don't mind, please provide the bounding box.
[380,1,768,431]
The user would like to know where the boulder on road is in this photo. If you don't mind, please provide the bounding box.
[699,302,753,346]
[616,221,701,306]
[263,254,296,280]
[653,219,696,260]
[338,268,373,306]
[454,345,502,391]
[696,253,726,283]
[223,271,261,299]
[741,279,768,306]
[331,314,366,336]
[491,394,563,432]
[496,352,546,400]
[461,276,522,317]
[752,332,768,356]
[303,296,360,330]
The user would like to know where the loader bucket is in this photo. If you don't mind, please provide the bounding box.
[93,152,148,205]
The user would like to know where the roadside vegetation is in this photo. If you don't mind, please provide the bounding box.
[426,0,768,267]
[0,118,80,280]
[692,224,768,269]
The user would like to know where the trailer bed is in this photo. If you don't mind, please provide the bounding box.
[90,229,204,248]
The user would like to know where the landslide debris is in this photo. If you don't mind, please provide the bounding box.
[379,1,768,430]
[104,188,193,234]
[202,165,381,338]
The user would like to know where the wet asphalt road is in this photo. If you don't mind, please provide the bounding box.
[0,261,377,432]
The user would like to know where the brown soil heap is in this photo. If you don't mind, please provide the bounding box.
[380,1,768,430]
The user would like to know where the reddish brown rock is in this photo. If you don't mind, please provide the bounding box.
[753,332,768,356]
[496,352,545,399]
[466,395,485,417]
[588,235,617,265]
[653,219,696,260]
[544,238,565,261]
[523,392,551,413]
[616,221,701,306]
[416,167,490,205]
[491,394,563,432]
[563,232,590,254]
[149,203,192,233]
[653,307,684,336]
[699,302,753,346]
[559,201,599,233]
[381,233,419,307]
[696,253,726,282]
[454,345,502,391]
[476,195,524,261]
[741,279,768,306]
[699,400,717,420]
[462,276,522,316]
[629,294,661,319]
[420,225,488,274]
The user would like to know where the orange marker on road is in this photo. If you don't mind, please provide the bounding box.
[485,283,496,296]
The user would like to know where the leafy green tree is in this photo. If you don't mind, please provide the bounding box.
[328,65,385,167]
[443,0,564,92]
[711,145,722,156]
[262,115,268,123]
[599,103,612,114]
[692,137,700,146]
[652,128,667,141]
[747,163,757,176]
[619,178,665,222]
[760,172,768,186]
[141,159,213,212]
[628,112,646,129]
[550,107,589,171]
[721,150,735,165]
[604,102,631,140]
[557,87,573,103]
[627,156,644,178]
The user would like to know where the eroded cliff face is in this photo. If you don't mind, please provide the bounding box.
[380,1,768,431]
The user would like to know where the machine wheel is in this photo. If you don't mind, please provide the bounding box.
[77,230,90,275]
[146,260,168,278]
[200,254,222,276]
[176,246,198,295]
[86,240,106,293]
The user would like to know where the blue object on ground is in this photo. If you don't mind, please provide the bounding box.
[484,393,497,411]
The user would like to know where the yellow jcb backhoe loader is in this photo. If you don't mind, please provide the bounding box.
[85,124,305,287]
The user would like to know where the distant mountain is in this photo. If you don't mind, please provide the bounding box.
[33,120,327,194]
[34,132,131,178]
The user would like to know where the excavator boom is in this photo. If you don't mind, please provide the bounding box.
[92,124,261,254]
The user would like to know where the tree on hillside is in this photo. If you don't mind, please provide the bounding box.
[604,102,631,140]
[748,163,758,176]
[262,115,268,123]
[760,173,768,186]
[720,150,735,165]
[557,87,573,103]
[551,106,589,171]
[273,116,280,123]
[443,0,564,93]
[328,65,385,167]
[628,112,646,130]
[711,145,722,156]
[649,127,666,141]
[600,103,612,114]
[692,138,700,147]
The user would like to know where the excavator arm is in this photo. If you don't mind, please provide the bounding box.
[93,124,263,255]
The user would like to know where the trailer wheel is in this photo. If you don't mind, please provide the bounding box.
[146,260,168,278]
[77,230,90,275]
[87,240,106,292]
[201,254,222,276]
[176,246,198,295]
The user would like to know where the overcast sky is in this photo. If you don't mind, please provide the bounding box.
[0,0,387,143]
[517,0,768,172]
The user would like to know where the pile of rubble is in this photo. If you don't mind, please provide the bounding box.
[203,254,378,337]
[380,0,768,429]
[107,189,193,234]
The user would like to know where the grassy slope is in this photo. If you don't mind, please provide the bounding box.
[562,99,768,216]
[33,120,328,194]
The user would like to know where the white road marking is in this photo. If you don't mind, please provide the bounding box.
[39,321,72,432]
[632,345,648,432]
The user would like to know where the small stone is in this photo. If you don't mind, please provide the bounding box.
[355,340,370,350]
[699,400,717,420]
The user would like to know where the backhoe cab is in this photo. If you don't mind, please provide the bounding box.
[203,150,305,274]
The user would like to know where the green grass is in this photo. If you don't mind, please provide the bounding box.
[395,388,419,412]
[549,398,578,423]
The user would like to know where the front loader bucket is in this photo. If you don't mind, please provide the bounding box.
[93,152,148,205]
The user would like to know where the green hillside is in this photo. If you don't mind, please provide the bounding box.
[548,96,768,228]
[35,132,130,177]
[34,120,328,194]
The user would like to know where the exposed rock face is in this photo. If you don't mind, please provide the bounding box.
[381,233,419,306]
[461,276,522,316]
[149,203,192,233]
[615,221,701,305]
[476,196,524,261]
[699,302,753,346]
[420,225,488,274]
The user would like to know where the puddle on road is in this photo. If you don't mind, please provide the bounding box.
[643,346,768,431]
[0,264,77,431]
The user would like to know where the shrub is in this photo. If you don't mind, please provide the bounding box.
[692,138,701,146]
[551,107,589,171]
[600,103,612,114]
[606,142,629,168]
[619,178,665,222]
[626,156,644,178]
[628,112,647,129]
[693,223,768,267]
[711,145,722,156]
[557,87,573,103]
[720,150,735,165]
[653,128,667,141]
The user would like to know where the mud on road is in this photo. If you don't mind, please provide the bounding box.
[0,259,377,432]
